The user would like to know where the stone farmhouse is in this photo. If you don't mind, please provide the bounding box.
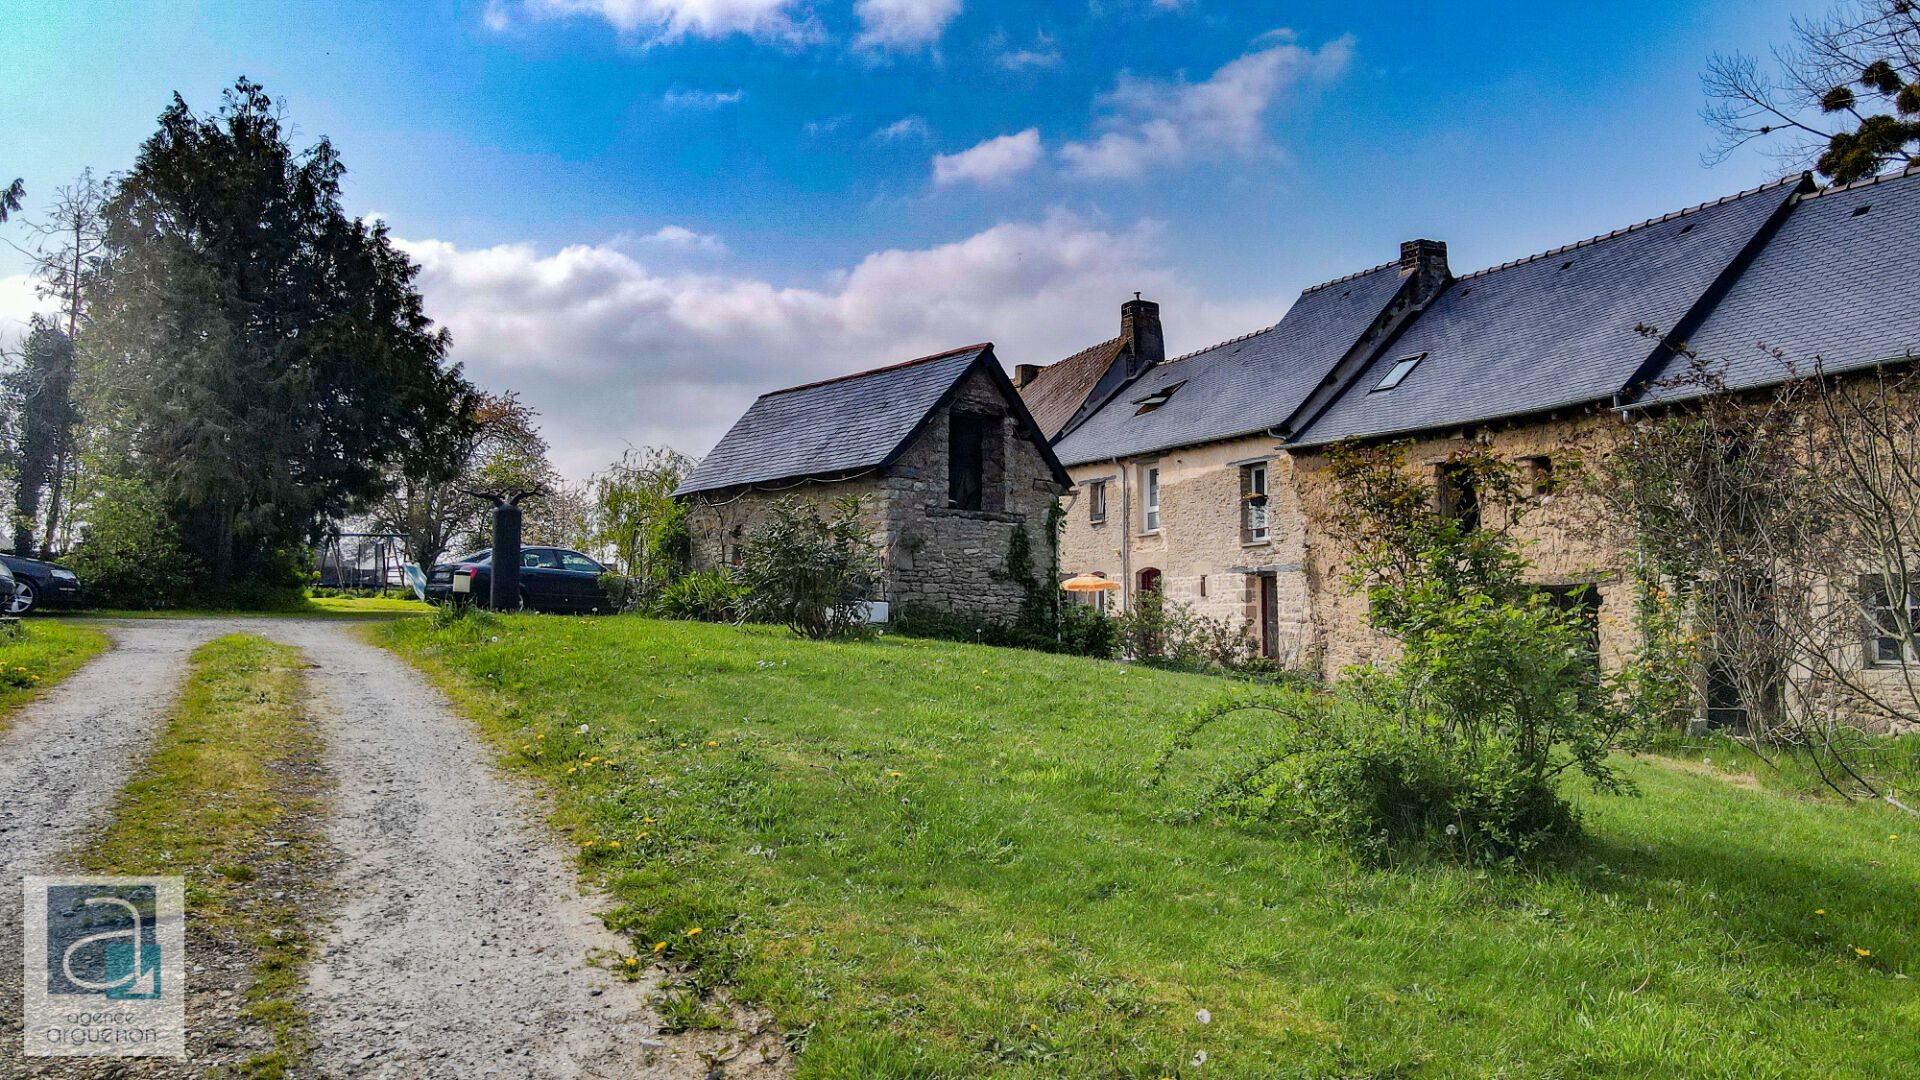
[1028,165,1920,700]
[677,343,1070,623]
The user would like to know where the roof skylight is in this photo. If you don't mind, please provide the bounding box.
[1372,353,1425,392]
[1132,381,1186,415]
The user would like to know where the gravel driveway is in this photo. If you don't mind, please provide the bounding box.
[0,618,246,1077]
[2,618,786,1079]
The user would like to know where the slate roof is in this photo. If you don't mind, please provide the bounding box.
[1636,164,1920,403]
[677,344,1069,496]
[1021,336,1124,439]
[1289,175,1807,447]
[1051,261,1410,466]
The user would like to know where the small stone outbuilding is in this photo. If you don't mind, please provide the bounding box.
[676,343,1071,623]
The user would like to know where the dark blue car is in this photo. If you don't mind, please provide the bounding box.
[424,546,611,612]
[1,553,84,614]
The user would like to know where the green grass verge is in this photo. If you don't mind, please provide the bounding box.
[0,619,109,730]
[81,634,328,1080]
[59,595,432,619]
[381,613,1920,1079]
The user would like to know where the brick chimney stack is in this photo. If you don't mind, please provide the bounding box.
[1121,293,1164,379]
[1398,239,1450,305]
[1011,363,1042,388]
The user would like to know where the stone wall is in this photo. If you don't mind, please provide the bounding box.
[1291,408,1636,675]
[1056,433,1312,663]
[685,366,1062,624]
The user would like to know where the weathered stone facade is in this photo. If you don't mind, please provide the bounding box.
[686,366,1063,623]
[1292,409,1635,675]
[1057,435,1312,663]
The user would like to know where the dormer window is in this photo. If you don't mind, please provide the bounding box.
[1132,380,1186,415]
[1373,353,1425,392]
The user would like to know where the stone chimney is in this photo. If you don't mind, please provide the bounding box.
[1011,363,1042,388]
[1121,293,1164,379]
[1398,239,1450,305]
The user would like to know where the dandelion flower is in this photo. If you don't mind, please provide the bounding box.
[583,840,596,848]
[1891,834,1900,841]
[609,840,621,849]
[643,816,656,824]
[1815,909,1827,916]
[889,771,903,778]
[522,744,532,753]
[625,956,638,967]
[687,927,703,937]
[535,733,545,740]
[566,766,578,775]
[706,740,718,748]
[653,941,667,953]
[1856,948,1872,958]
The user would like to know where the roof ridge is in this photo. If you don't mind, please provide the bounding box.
[1299,258,1400,295]
[1801,160,1920,199]
[1159,323,1280,367]
[764,343,990,397]
[1456,171,1810,282]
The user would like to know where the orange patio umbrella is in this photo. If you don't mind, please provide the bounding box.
[1059,573,1119,593]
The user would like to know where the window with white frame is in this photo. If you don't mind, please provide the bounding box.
[1141,465,1160,532]
[1088,480,1108,524]
[1865,576,1919,664]
[1241,462,1269,543]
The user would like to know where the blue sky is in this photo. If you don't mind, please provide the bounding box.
[1,0,1809,473]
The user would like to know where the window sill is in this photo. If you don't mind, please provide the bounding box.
[1089,519,1107,527]
[1138,529,1161,538]
[1242,537,1271,548]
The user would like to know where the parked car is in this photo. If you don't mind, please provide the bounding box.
[1,553,83,614]
[424,546,611,612]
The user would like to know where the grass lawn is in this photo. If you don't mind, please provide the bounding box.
[83,635,329,1078]
[0,619,109,730]
[382,613,1920,1079]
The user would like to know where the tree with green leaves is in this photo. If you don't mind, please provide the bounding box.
[3,320,81,555]
[85,78,474,589]
[1705,0,1920,182]
[10,171,109,551]
[590,445,694,599]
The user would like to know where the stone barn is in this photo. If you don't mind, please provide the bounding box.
[676,343,1072,623]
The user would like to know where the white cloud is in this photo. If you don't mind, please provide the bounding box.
[804,114,851,137]
[522,0,815,44]
[483,0,511,31]
[397,213,1274,477]
[854,0,962,50]
[1059,32,1353,180]
[661,87,746,108]
[932,128,1044,187]
[0,274,55,355]
[872,115,932,142]
[632,225,727,254]
[998,46,1062,71]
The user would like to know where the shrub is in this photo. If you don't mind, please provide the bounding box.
[1154,441,1654,863]
[66,476,201,609]
[890,601,1121,658]
[735,496,877,640]
[1156,680,1581,863]
[658,569,745,623]
[1115,590,1270,675]
[1054,602,1120,659]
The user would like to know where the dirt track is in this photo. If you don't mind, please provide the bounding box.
[1,618,785,1079]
